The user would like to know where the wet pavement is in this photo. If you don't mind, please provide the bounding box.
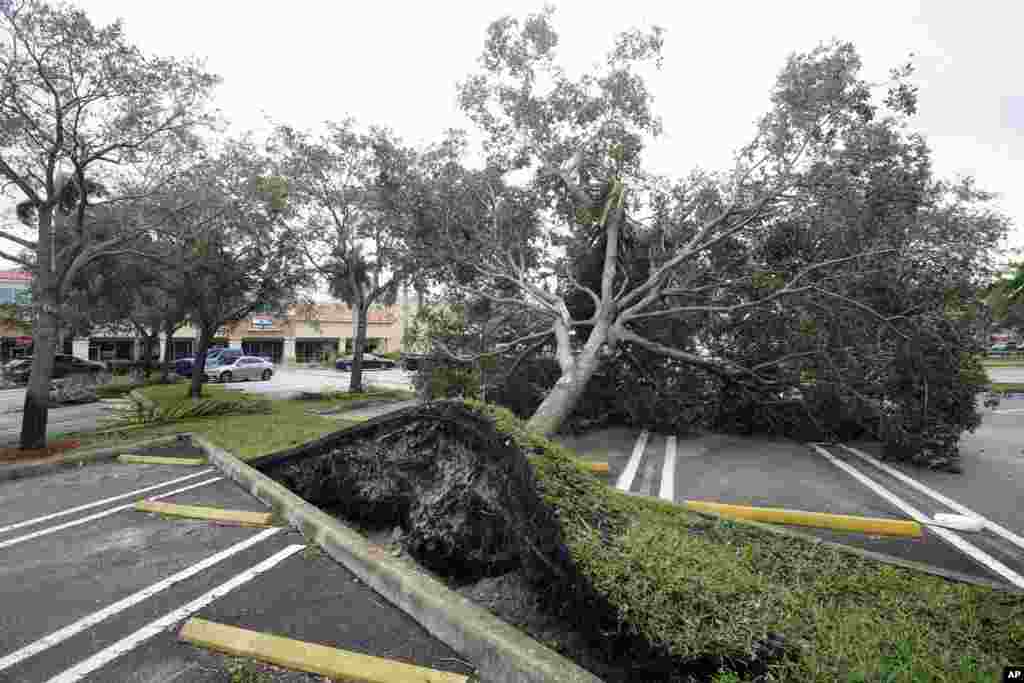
[0,453,474,682]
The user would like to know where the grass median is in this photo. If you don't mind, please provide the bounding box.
[462,400,1023,683]
[60,383,411,460]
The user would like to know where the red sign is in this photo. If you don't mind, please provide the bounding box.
[14,336,32,346]
[0,271,32,282]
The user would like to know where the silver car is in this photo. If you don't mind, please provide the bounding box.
[204,355,274,383]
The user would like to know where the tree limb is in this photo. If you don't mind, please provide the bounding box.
[0,249,34,268]
[0,229,37,250]
[616,326,781,386]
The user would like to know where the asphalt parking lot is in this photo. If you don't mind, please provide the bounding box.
[555,396,1024,593]
[0,459,474,682]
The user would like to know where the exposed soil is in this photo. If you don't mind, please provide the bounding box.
[0,438,81,463]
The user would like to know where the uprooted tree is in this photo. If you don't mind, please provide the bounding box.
[436,9,1009,466]
[0,0,218,447]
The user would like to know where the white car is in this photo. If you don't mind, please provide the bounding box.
[204,355,274,383]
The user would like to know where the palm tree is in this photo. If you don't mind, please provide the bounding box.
[327,245,375,392]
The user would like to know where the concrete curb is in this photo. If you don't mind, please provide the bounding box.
[192,435,604,683]
[681,500,923,538]
[628,491,1024,594]
[136,500,276,527]
[0,433,195,483]
[180,618,470,683]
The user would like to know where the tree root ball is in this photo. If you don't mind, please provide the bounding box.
[257,400,575,584]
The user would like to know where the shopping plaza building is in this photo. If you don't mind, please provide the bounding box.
[0,270,414,365]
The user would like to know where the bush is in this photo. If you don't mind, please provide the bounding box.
[411,355,481,401]
[49,374,99,405]
[121,392,273,425]
[487,355,561,419]
[380,351,402,361]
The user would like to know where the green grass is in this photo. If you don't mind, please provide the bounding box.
[988,382,1024,393]
[982,359,1024,367]
[59,385,396,460]
[463,399,1024,683]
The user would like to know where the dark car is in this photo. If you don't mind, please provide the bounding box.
[400,353,426,371]
[4,354,106,384]
[174,348,243,378]
[334,353,396,371]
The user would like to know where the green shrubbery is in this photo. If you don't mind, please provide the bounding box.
[463,399,1024,682]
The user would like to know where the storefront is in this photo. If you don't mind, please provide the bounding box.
[170,338,194,360]
[343,337,385,354]
[295,338,339,363]
[1,336,33,363]
[242,338,283,364]
[88,338,134,362]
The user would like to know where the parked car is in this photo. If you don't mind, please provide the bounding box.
[174,348,242,377]
[334,353,396,371]
[204,355,275,383]
[3,354,106,384]
[990,343,1011,354]
[400,353,427,371]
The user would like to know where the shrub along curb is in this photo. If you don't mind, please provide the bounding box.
[192,434,604,683]
[0,433,197,483]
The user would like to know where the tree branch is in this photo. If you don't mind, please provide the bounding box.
[0,249,34,268]
[0,229,37,251]
[615,326,781,386]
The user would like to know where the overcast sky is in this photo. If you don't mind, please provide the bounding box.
[4,1,1023,273]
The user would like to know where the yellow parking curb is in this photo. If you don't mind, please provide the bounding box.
[578,461,610,474]
[135,500,276,527]
[682,500,923,537]
[180,618,470,683]
[118,455,206,466]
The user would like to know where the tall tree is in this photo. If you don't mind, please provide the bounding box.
[160,140,308,399]
[450,9,1010,442]
[0,0,217,447]
[268,122,415,392]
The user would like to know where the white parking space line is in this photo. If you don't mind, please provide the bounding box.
[809,444,1024,590]
[44,544,306,683]
[839,443,1024,554]
[616,430,649,492]
[0,470,216,536]
[0,528,282,673]
[0,477,222,551]
[659,436,677,502]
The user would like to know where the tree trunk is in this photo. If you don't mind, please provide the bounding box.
[20,206,58,450]
[160,321,175,383]
[141,333,155,379]
[20,291,59,449]
[189,328,212,399]
[349,303,369,393]
[526,320,610,437]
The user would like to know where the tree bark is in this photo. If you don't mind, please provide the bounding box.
[20,206,57,450]
[349,302,369,393]
[526,319,611,436]
[160,320,175,383]
[189,327,212,399]
[20,291,59,449]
